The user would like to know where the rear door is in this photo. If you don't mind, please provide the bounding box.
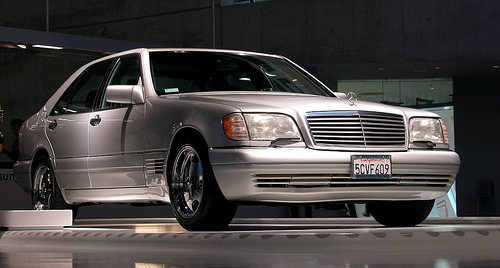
[46,59,115,190]
[88,55,146,188]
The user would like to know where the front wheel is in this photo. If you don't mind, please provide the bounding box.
[168,138,237,231]
[367,200,435,227]
[32,156,78,218]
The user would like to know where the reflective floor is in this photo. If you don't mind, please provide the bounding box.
[1,217,500,267]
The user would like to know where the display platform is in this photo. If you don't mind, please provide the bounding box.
[0,210,73,230]
[1,217,500,267]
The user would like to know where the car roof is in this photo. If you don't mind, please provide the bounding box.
[146,48,282,58]
[94,47,283,63]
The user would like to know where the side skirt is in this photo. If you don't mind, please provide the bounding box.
[63,186,170,204]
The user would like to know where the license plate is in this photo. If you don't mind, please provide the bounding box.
[351,155,391,179]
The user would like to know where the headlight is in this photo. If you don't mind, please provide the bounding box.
[223,113,301,141]
[409,118,448,144]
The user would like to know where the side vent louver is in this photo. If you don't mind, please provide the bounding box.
[146,158,164,174]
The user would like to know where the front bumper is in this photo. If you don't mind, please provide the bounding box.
[209,147,460,203]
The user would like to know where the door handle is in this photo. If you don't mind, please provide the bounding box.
[48,120,57,130]
[90,115,101,126]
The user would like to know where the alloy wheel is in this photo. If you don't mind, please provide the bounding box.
[32,162,53,210]
[171,145,204,219]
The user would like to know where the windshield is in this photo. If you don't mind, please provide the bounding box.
[149,51,333,97]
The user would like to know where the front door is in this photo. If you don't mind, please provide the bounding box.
[88,55,146,188]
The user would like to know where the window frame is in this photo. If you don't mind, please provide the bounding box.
[94,54,143,111]
[50,58,117,116]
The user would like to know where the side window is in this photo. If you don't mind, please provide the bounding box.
[100,55,141,109]
[51,60,115,115]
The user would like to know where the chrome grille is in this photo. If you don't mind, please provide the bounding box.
[306,111,406,147]
[253,174,453,188]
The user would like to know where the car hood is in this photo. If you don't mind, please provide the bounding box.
[161,92,438,118]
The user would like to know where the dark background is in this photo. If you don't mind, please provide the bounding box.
[1,0,499,217]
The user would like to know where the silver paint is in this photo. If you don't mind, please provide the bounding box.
[13,48,460,207]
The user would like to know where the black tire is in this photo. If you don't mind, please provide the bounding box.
[168,137,237,231]
[32,156,79,218]
[367,200,435,227]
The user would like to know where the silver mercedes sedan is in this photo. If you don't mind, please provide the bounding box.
[13,48,460,230]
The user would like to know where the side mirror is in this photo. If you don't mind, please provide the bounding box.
[105,85,144,104]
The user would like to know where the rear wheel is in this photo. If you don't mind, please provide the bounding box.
[367,200,435,227]
[168,137,237,231]
[32,156,78,218]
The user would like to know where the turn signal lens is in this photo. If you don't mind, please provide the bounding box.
[223,113,249,140]
[440,119,450,144]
